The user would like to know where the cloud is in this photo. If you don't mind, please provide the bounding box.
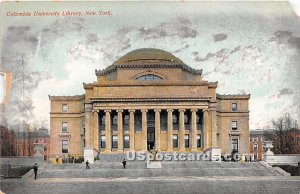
[173,44,190,53]
[277,88,294,98]
[0,26,52,129]
[269,31,300,124]
[138,17,198,40]
[213,33,228,42]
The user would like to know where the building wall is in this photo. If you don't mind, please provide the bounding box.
[49,97,84,160]
[249,137,264,161]
[217,96,250,155]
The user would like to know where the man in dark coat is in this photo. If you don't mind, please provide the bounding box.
[86,160,90,169]
[122,159,126,169]
[33,163,38,180]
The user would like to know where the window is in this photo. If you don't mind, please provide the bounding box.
[184,115,189,124]
[44,146,47,152]
[136,74,162,81]
[112,135,118,148]
[172,115,178,124]
[101,116,106,126]
[62,140,69,153]
[253,143,258,151]
[231,103,237,112]
[231,139,239,152]
[100,136,106,148]
[173,134,178,148]
[231,121,238,131]
[185,134,189,148]
[112,115,118,125]
[124,135,130,148]
[196,114,201,124]
[124,115,129,125]
[62,104,68,113]
[62,122,68,132]
[197,134,201,148]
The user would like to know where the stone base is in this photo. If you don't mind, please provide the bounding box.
[84,148,95,164]
[147,161,162,169]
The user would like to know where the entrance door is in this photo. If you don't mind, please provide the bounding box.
[147,111,155,150]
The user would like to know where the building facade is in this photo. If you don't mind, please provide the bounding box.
[49,48,250,161]
[249,130,267,161]
[15,128,50,161]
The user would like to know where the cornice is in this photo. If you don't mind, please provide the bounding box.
[216,93,250,100]
[90,97,212,103]
[48,95,85,101]
[95,63,203,76]
[83,81,213,87]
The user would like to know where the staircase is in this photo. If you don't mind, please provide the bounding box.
[37,155,282,179]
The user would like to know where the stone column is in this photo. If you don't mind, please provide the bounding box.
[117,110,123,152]
[93,110,99,150]
[105,110,111,153]
[154,109,161,151]
[211,110,217,147]
[203,109,209,148]
[191,109,197,151]
[167,109,173,151]
[129,110,135,151]
[141,109,148,151]
[179,109,185,151]
[84,103,92,148]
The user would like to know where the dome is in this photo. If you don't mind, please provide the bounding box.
[113,48,184,65]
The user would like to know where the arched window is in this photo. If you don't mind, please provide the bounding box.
[136,74,162,81]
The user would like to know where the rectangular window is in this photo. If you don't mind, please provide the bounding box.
[62,122,68,132]
[231,121,238,131]
[184,115,189,124]
[185,134,189,148]
[124,115,129,125]
[100,136,106,148]
[112,135,118,148]
[253,143,258,151]
[62,104,68,113]
[101,116,106,126]
[173,134,178,148]
[172,115,178,124]
[197,134,201,148]
[62,140,69,153]
[231,139,239,152]
[196,114,201,124]
[112,115,118,125]
[231,103,237,112]
[124,135,130,148]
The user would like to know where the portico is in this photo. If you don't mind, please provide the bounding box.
[85,106,212,153]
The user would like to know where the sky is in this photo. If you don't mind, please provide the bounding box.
[0,0,300,130]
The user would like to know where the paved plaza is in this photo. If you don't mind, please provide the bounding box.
[1,160,300,194]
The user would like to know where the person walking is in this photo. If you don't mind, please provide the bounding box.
[33,163,38,180]
[86,160,90,169]
[122,159,126,169]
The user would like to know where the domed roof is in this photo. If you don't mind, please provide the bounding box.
[113,48,184,65]
[95,48,202,76]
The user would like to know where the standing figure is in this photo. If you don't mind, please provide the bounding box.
[122,159,126,169]
[86,160,90,169]
[33,163,38,180]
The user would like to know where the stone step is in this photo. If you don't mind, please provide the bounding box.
[38,167,280,178]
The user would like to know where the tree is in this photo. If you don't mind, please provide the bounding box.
[267,113,298,154]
